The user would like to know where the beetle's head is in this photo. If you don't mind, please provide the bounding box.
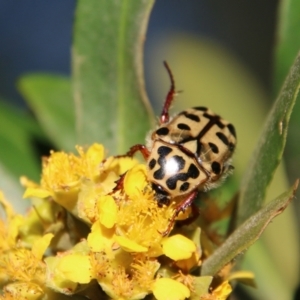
[151,183,170,206]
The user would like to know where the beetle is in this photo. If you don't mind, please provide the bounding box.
[118,62,236,235]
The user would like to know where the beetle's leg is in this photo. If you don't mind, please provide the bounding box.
[106,145,150,194]
[109,172,127,195]
[160,190,198,236]
[112,144,150,161]
[175,203,200,228]
[160,61,176,124]
[125,144,150,160]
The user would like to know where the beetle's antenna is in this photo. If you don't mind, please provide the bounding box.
[160,61,176,124]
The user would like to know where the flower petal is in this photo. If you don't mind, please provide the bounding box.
[114,235,148,253]
[86,143,105,164]
[162,234,196,261]
[98,195,118,228]
[87,220,115,252]
[57,254,92,284]
[32,233,54,260]
[23,188,52,199]
[84,143,105,179]
[152,278,190,300]
[228,271,256,287]
[124,164,148,198]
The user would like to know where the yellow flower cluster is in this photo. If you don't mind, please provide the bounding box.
[0,144,236,300]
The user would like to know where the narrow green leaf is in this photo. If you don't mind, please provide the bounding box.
[72,0,155,154]
[201,180,298,276]
[236,52,300,226]
[0,101,40,181]
[275,0,300,191]
[274,0,300,95]
[18,74,76,151]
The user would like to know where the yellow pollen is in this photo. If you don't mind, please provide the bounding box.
[111,267,133,298]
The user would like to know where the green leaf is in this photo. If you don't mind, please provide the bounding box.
[0,101,40,182]
[18,74,76,151]
[201,180,298,276]
[72,0,155,154]
[190,276,212,299]
[274,0,300,192]
[236,52,300,226]
[274,0,300,95]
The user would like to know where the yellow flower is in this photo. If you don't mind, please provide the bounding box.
[23,144,105,212]
[83,163,178,299]
[24,150,82,212]
[23,144,140,218]
[114,164,175,256]
[41,149,82,192]
[45,240,92,294]
[131,255,160,291]
[92,254,160,300]
[0,143,239,300]
[0,234,53,299]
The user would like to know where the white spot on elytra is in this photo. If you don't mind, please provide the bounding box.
[164,157,180,176]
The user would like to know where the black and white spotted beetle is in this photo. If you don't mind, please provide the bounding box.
[119,62,236,235]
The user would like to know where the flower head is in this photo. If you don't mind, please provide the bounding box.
[1,143,246,299]
[0,227,53,299]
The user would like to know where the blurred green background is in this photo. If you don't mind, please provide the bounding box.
[0,1,299,299]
